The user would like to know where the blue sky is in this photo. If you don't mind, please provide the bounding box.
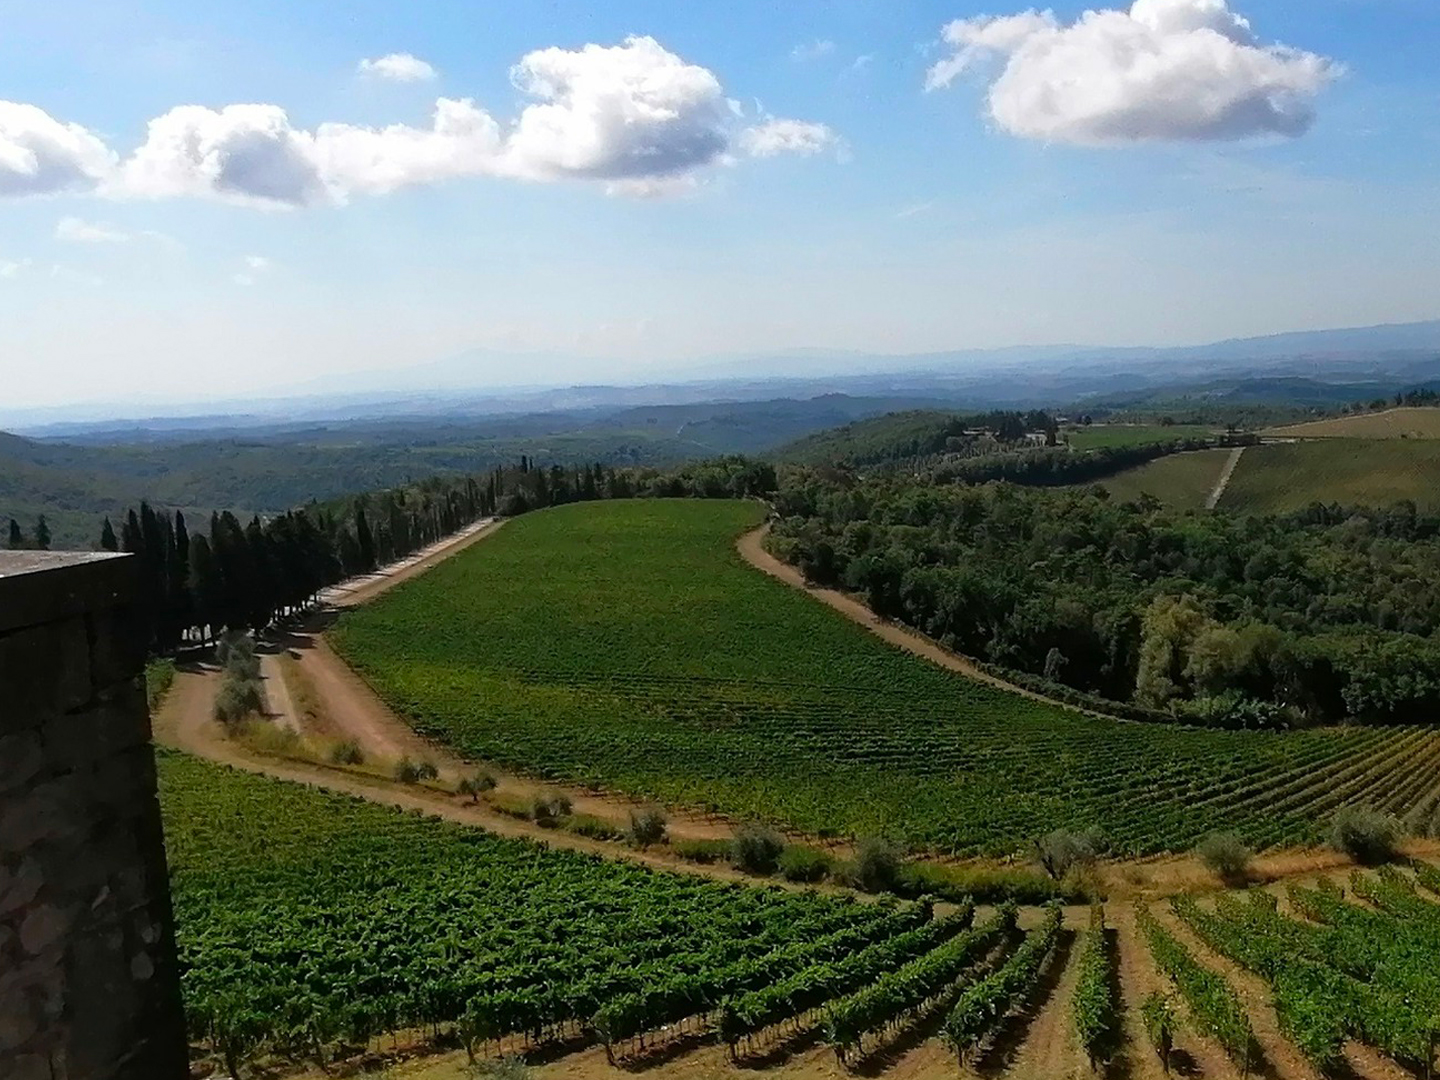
[1,0,1438,410]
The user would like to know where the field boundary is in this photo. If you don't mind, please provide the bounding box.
[734,524,1123,723]
[1206,446,1246,510]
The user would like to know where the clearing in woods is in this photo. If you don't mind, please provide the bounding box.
[329,498,1440,858]
[1090,447,1233,509]
[1219,439,1440,514]
[1263,406,1440,439]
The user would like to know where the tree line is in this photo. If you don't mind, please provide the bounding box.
[6,516,53,551]
[107,456,776,654]
[770,470,1440,728]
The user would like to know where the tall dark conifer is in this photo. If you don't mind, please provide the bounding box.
[99,517,119,552]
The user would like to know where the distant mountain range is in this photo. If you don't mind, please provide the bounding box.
[6,318,1439,433]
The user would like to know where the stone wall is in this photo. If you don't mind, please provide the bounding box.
[0,552,188,1080]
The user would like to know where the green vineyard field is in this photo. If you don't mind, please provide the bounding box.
[330,499,1440,856]
[159,752,936,1063]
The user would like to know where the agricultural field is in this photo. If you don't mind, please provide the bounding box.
[159,749,1440,1080]
[160,751,956,1073]
[1219,440,1440,514]
[1090,447,1232,509]
[330,499,1440,858]
[1264,406,1440,439]
[1065,423,1214,450]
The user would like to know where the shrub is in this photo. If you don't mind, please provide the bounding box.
[778,845,832,883]
[567,814,624,841]
[395,757,422,784]
[847,836,903,893]
[1330,805,1402,865]
[1035,827,1105,881]
[673,838,731,864]
[895,861,1081,904]
[731,824,785,875]
[1141,991,1181,1074]
[457,772,497,802]
[329,740,365,765]
[531,791,574,827]
[413,760,440,782]
[213,678,264,723]
[466,1056,531,1080]
[1196,831,1252,883]
[217,631,261,682]
[628,807,668,849]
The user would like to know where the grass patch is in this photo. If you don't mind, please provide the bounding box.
[1067,424,1213,450]
[1220,440,1440,513]
[673,838,732,864]
[145,658,176,712]
[1090,448,1232,510]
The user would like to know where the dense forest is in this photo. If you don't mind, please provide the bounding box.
[107,457,775,654]
[769,471,1440,728]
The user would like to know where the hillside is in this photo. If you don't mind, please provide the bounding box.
[1093,447,1232,509]
[1220,440,1440,513]
[771,410,965,465]
[330,498,1439,858]
[1264,406,1440,439]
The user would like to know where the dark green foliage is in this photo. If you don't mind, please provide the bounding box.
[1138,905,1255,1070]
[672,838,732,864]
[778,845,833,883]
[772,470,1440,726]
[530,791,573,826]
[1140,992,1180,1074]
[1073,906,1120,1069]
[942,904,1062,1062]
[1331,806,1403,864]
[732,824,786,875]
[329,740,365,766]
[213,679,263,724]
[1035,828,1104,881]
[144,659,176,713]
[846,836,903,892]
[456,771,496,801]
[159,752,925,1069]
[1196,831,1253,883]
[627,807,668,849]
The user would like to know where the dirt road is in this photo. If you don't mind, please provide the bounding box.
[735,524,1111,721]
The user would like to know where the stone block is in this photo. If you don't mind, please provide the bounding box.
[0,618,92,727]
[0,731,44,795]
[85,605,147,690]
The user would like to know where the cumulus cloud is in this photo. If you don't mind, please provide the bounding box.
[56,216,130,242]
[358,53,438,82]
[3,36,831,208]
[503,36,736,183]
[739,118,839,158]
[925,0,1339,143]
[0,102,115,196]
[0,257,31,278]
[119,104,329,207]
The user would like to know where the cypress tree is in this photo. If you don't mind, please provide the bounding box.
[34,516,51,551]
[7,518,24,550]
[99,517,119,552]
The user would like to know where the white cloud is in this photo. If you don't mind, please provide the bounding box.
[3,36,830,209]
[0,257,31,278]
[0,102,115,196]
[56,216,130,243]
[739,118,840,158]
[358,53,438,82]
[502,35,734,183]
[243,254,271,270]
[119,104,329,207]
[791,40,836,62]
[926,0,1339,144]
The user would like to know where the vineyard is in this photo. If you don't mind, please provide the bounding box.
[331,499,1440,857]
[160,750,1440,1080]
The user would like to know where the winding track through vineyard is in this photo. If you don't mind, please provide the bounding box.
[151,499,1440,1080]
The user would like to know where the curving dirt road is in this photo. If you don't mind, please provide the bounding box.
[735,524,1111,721]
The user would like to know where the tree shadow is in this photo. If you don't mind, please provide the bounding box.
[974,928,1075,1077]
